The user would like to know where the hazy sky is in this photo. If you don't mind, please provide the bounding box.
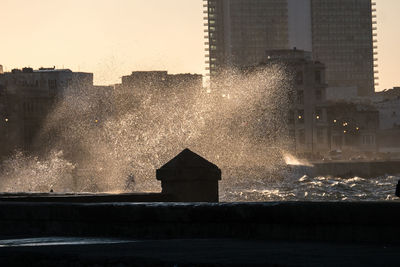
[1,0,399,91]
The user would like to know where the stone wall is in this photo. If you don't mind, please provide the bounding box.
[309,160,400,177]
[1,201,399,243]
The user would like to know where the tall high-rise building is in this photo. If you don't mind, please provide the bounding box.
[204,0,377,96]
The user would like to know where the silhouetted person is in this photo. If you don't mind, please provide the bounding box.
[125,174,135,191]
[396,180,400,198]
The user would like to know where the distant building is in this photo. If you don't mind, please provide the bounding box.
[325,87,358,102]
[375,87,400,101]
[119,71,202,92]
[204,0,377,96]
[371,89,400,156]
[114,71,203,116]
[326,102,379,154]
[0,65,3,74]
[238,49,381,157]
[0,67,93,157]
[378,128,400,155]
[241,49,329,155]
[120,71,169,92]
[374,98,400,130]
[275,50,329,155]
[314,86,400,156]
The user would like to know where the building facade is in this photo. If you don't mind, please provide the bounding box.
[114,71,203,116]
[238,49,329,156]
[0,67,93,158]
[326,102,379,154]
[371,88,400,156]
[119,71,203,92]
[116,71,202,101]
[277,50,330,155]
[204,0,377,96]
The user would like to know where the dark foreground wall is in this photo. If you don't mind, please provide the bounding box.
[1,201,400,243]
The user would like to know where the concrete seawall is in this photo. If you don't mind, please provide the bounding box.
[0,192,170,202]
[295,160,400,177]
[1,201,399,243]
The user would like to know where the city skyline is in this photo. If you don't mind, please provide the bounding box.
[1,0,399,91]
[204,0,376,96]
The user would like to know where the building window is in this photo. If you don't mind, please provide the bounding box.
[317,129,324,144]
[296,71,303,85]
[48,80,57,90]
[288,110,294,124]
[287,90,295,104]
[297,90,304,104]
[298,129,305,144]
[315,70,322,84]
[362,135,375,145]
[315,90,322,101]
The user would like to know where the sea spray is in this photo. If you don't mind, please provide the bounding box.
[0,65,293,193]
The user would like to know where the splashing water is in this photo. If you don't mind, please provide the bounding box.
[283,153,313,167]
[1,64,397,201]
[0,151,75,192]
[0,64,293,193]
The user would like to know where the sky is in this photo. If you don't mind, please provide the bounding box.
[1,0,399,91]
